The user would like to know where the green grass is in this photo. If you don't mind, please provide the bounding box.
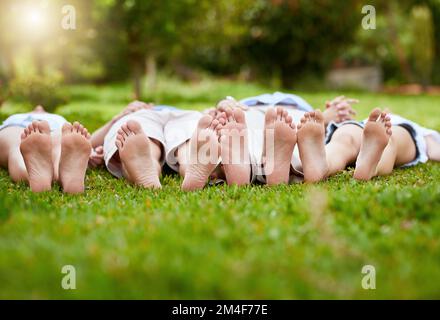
[0,79,439,299]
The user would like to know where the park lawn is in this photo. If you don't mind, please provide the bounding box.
[0,79,439,299]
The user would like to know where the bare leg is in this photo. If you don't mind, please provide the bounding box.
[354,109,416,179]
[374,126,416,176]
[263,107,297,185]
[59,122,92,193]
[324,124,363,177]
[115,120,162,189]
[426,135,440,162]
[20,121,54,192]
[219,108,251,186]
[297,110,328,182]
[181,115,221,191]
[0,127,28,183]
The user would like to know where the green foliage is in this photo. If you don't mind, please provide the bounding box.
[2,0,440,97]
[0,0,365,85]
[341,0,440,85]
[0,82,440,298]
[411,5,435,86]
[10,75,69,112]
[94,0,206,80]
[235,0,362,86]
[0,79,9,107]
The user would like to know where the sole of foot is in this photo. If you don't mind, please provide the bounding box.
[219,108,251,186]
[20,121,53,192]
[297,110,328,183]
[263,107,297,185]
[116,120,162,189]
[182,115,221,191]
[354,108,392,180]
[59,122,92,194]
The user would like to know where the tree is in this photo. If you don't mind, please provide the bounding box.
[0,0,16,80]
[235,0,362,87]
[411,5,435,88]
[96,0,206,98]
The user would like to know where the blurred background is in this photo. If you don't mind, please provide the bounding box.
[0,0,439,112]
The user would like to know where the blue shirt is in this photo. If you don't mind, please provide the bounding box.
[0,113,67,132]
[152,105,179,111]
[240,92,313,112]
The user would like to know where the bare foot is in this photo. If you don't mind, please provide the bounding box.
[263,107,297,185]
[116,120,161,189]
[297,110,328,183]
[182,115,221,191]
[219,108,251,186]
[59,122,92,194]
[20,121,53,192]
[354,108,392,180]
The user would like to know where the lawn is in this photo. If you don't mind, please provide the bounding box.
[0,79,439,299]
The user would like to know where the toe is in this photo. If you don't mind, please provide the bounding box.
[62,122,73,134]
[368,108,382,122]
[286,115,293,124]
[37,121,50,134]
[314,110,324,124]
[210,119,219,130]
[216,112,227,125]
[115,137,123,150]
[225,108,234,122]
[120,123,130,137]
[31,121,39,132]
[233,108,246,124]
[276,107,283,121]
[73,121,81,133]
[265,108,277,125]
[198,115,213,130]
[304,112,311,121]
[127,120,142,134]
[83,128,91,139]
